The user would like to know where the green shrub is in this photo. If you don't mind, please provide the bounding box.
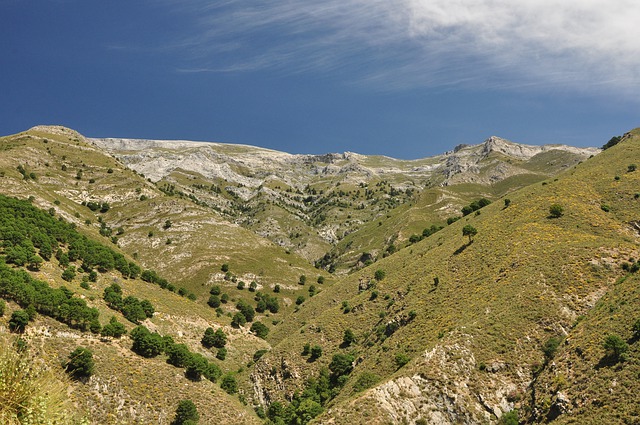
[499,409,519,425]
[101,316,126,338]
[231,312,247,328]
[549,204,564,218]
[353,372,380,392]
[250,322,269,339]
[65,347,94,378]
[542,336,562,360]
[394,352,410,368]
[603,334,629,362]
[462,224,477,242]
[310,345,323,360]
[220,374,238,394]
[173,399,199,425]
[343,329,356,346]
[9,310,30,333]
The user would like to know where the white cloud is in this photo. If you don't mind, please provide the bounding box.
[172,0,640,93]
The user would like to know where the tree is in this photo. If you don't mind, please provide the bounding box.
[504,198,511,208]
[201,327,217,348]
[602,135,622,150]
[603,334,628,362]
[310,345,323,360]
[212,328,227,348]
[140,299,154,318]
[172,399,199,425]
[101,316,127,338]
[549,204,564,218]
[462,224,477,243]
[9,310,30,333]
[343,329,356,346]
[216,347,227,360]
[130,326,164,357]
[207,295,220,308]
[329,353,354,381]
[220,374,238,394]
[628,164,637,172]
[250,321,269,339]
[231,312,247,328]
[61,266,77,282]
[299,275,307,285]
[166,344,193,368]
[236,299,255,322]
[478,198,492,208]
[65,347,95,378]
[221,263,229,272]
[103,283,123,310]
[374,269,386,281]
[185,353,209,381]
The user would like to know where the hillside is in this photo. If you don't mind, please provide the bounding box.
[91,134,597,272]
[246,129,640,424]
[0,124,637,425]
[0,125,327,423]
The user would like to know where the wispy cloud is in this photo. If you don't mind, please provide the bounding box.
[168,1,640,93]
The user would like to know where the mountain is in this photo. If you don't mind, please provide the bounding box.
[90,134,598,272]
[1,124,638,425]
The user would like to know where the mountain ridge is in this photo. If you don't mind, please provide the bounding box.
[1,124,638,424]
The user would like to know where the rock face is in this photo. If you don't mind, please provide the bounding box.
[90,136,599,189]
[319,333,526,425]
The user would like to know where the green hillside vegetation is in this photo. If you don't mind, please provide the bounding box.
[0,125,637,424]
[248,129,640,424]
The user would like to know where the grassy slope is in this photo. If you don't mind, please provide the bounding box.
[529,129,640,425]
[250,129,639,424]
[0,126,327,423]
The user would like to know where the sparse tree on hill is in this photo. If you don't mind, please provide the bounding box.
[549,204,564,218]
[343,329,356,346]
[250,321,269,339]
[462,224,477,243]
[231,312,247,328]
[603,334,628,362]
[9,310,30,333]
[65,347,94,379]
[172,399,199,425]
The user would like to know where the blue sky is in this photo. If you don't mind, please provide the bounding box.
[1,1,638,158]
